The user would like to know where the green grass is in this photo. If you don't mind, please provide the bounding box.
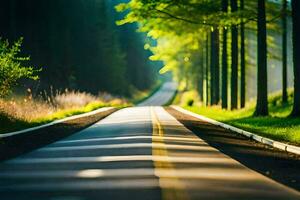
[180,89,300,145]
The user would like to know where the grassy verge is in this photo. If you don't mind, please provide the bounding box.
[0,81,163,134]
[0,101,127,134]
[177,89,300,146]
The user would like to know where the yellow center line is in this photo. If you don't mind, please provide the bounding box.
[151,107,189,200]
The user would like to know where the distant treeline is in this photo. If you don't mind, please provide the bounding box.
[0,0,158,96]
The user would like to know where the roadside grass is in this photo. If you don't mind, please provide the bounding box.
[0,91,129,134]
[31,100,127,125]
[0,81,163,134]
[0,101,111,133]
[178,89,300,145]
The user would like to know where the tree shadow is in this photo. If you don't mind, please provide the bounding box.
[166,107,300,191]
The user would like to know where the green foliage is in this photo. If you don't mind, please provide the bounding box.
[115,0,255,92]
[0,38,39,97]
[117,0,295,116]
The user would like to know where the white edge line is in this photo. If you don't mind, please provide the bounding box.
[0,107,115,139]
[171,105,300,156]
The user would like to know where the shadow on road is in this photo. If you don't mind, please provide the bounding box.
[166,107,300,191]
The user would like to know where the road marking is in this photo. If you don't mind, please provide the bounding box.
[151,107,189,200]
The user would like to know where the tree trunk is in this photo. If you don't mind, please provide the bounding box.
[231,0,238,110]
[206,33,210,106]
[210,28,220,105]
[282,0,288,104]
[198,47,204,102]
[215,29,220,104]
[240,0,246,108]
[222,0,228,109]
[255,0,268,116]
[291,0,300,116]
[210,31,216,105]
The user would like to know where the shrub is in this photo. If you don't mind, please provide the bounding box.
[0,38,39,97]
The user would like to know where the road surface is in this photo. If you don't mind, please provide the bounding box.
[0,82,299,200]
[138,82,177,106]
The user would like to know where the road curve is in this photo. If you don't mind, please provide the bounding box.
[138,82,177,106]
[0,83,299,200]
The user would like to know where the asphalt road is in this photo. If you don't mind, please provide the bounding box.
[0,82,299,200]
[138,82,177,106]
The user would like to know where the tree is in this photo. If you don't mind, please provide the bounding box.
[210,28,220,105]
[206,33,210,106]
[0,38,39,97]
[255,0,268,116]
[116,0,258,108]
[0,0,156,96]
[230,0,238,110]
[198,46,205,101]
[240,0,246,108]
[222,0,228,109]
[281,0,288,104]
[291,0,300,116]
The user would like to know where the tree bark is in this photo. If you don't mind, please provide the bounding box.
[240,0,246,108]
[231,0,238,110]
[291,0,300,116]
[210,31,216,105]
[198,47,204,102]
[215,29,220,104]
[206,33,210,106]
[222,0,228,109]
[255,0,268,116]
[282,0,288,104]
[210,28,220,105]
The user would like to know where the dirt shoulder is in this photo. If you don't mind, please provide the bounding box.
[166,107,300,191]
[0,108,117,161]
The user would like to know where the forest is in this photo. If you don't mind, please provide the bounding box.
[0,0,158,96]
[117,0,299,117]
[0,0,162,133]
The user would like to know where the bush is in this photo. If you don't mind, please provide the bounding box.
[0,38,39,97]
